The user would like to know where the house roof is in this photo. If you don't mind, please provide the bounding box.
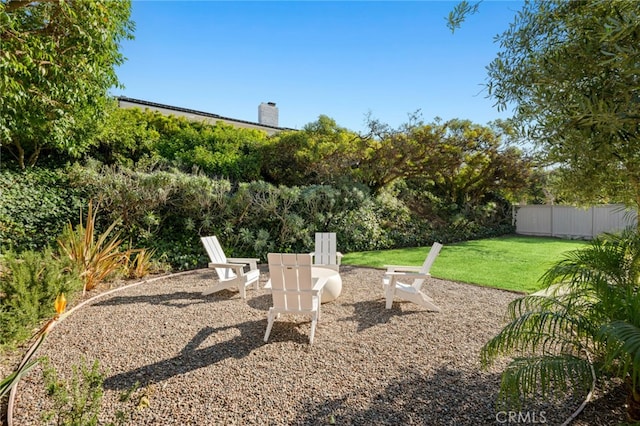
[116,96,295,136]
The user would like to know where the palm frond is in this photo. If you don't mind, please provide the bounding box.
[540,231,640,292]
[498,355,594,410]
[487,229,640,416]
[481,308,596,367]
[600,320,640,390]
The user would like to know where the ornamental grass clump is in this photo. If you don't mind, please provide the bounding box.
[58,201,129,294]
[122,247,158,279]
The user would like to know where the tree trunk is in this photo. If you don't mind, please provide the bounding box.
[626,382,640,422]
[13,142,26,169]
[27,145,41,167]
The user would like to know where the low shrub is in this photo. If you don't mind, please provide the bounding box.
[41,356,149,425]
[0,249,82,348]
[122,248,159,279]
[42,357,104,426]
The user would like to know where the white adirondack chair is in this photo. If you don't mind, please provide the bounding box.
[310,232,343,271]
[200,236,260,300]
[382,242,443,311]
[264,253,328,344]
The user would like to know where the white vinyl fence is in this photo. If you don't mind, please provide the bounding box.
[514,204,637,239]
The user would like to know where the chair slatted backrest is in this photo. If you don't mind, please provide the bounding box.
[314,232,337,266]
[413,242,443,289]
[268,253,315,312]
[201,236,235,280]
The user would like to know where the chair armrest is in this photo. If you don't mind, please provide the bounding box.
[208,262,247,275]
[384,265,421,273]
[226,257,260,270]
[309,252,343,265]
[385,271,431,279]
[312,276,329,292]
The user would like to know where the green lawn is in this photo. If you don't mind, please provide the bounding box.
[341,235,590,294]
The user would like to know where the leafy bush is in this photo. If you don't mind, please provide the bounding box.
[87,104,161,166]
[62,163,513,268]
[122,110,268,181]
[0,249,81,348]
[0,168,84,252]
[67,162,231,252]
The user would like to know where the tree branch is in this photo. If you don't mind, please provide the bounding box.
[4,0,60,12]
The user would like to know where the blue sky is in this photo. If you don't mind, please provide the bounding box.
[114,1,524,133]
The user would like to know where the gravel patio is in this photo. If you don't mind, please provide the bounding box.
[7,266,626,425]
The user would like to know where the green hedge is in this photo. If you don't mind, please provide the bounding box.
[0,168,85,252]
[0,164,514,269]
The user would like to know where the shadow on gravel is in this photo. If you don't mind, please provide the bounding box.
[292,367,503,426]
[343,300,435,332]
[103,320,264,390]
[246,293,273,311]
[92,290,236,308]
[292,366,610,426]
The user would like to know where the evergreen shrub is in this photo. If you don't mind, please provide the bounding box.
[0,248,82,348]
[0,169,84,252]
[14,163,514,270]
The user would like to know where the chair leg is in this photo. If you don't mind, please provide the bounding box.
[414,292,441,312]
[202,282,223,296]
[309,317,317,345]
[264,310,275,342]
[385,286,395,309]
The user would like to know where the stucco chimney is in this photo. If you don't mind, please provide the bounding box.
[258,102,279,127]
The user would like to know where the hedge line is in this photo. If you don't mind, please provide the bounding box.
[0,164,514,269]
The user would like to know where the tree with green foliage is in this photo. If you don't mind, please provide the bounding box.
[449,2,640,419]
[392,119,532,232]
[0,0,134,168]
[261,115,362,187]
[87,101,161,166]
[358,116,533,198]
[356,113,440,194]
[421,119,531,206]
[483,0,640,210]
[149,113,267,181]
[482,229,640,422]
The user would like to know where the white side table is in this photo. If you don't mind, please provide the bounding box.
[312,266,342,303]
